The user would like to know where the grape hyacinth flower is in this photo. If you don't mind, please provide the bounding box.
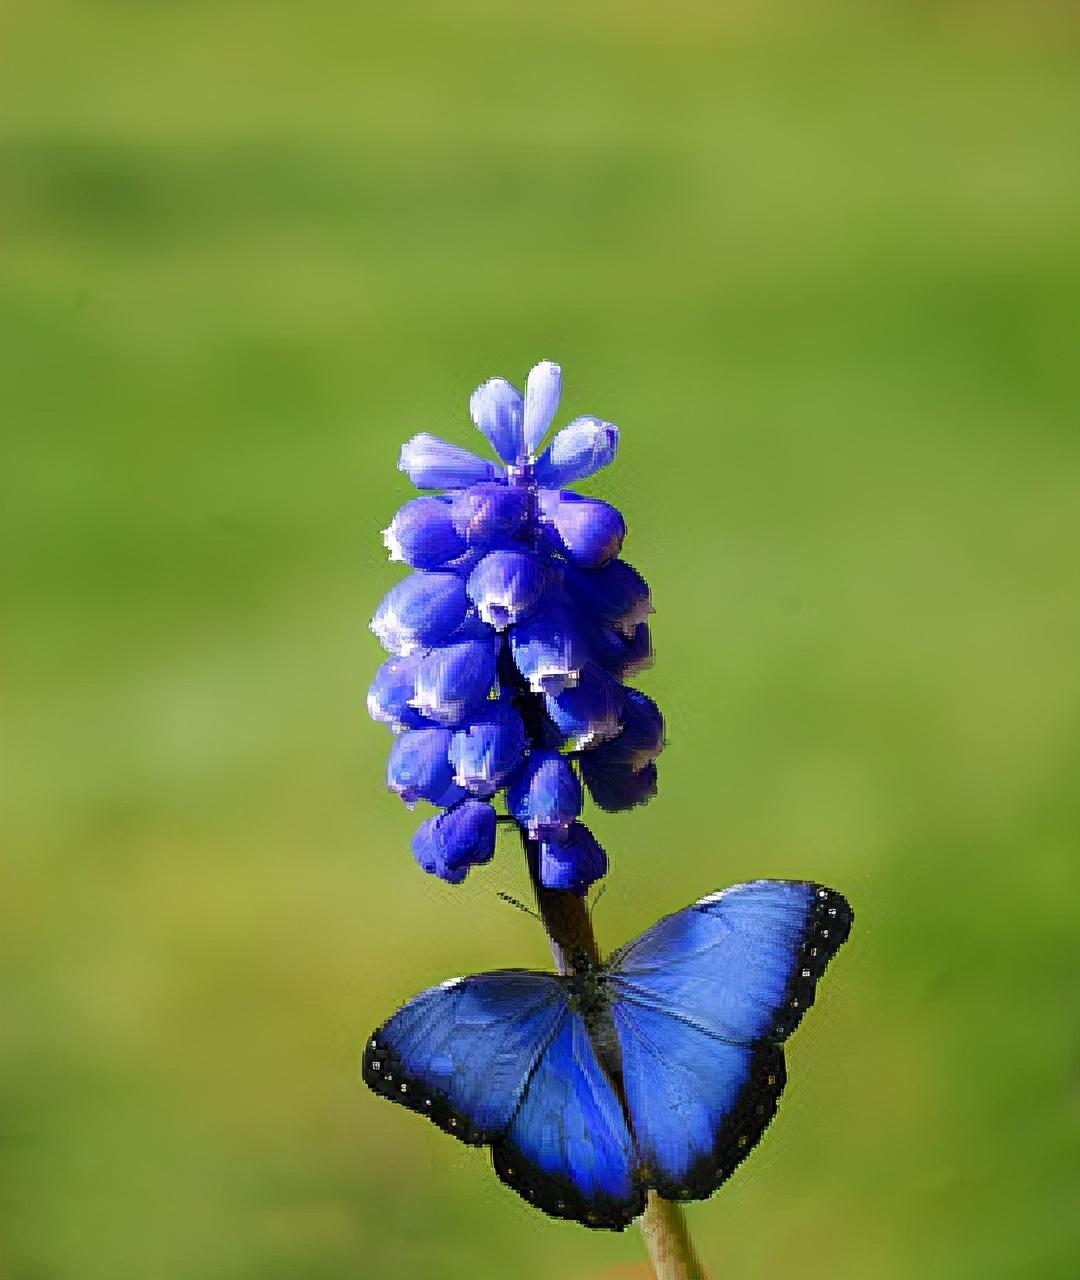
[367,359,663,894]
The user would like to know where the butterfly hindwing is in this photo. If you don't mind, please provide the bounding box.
[492,1005,644,1230]
[612,998,787,1199]
[363,970,566,1144]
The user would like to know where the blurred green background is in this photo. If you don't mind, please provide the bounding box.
[3,2,1079,1277]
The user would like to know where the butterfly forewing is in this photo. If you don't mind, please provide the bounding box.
[610,880,853,1044]
[363,970,566,1144]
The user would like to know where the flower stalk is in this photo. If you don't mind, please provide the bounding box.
[639,1194,706,1280]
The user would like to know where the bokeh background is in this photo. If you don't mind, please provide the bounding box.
[3,2,1079,1277]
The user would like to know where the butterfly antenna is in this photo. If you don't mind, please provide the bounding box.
[497,891,542,923]
[589,883,608,920]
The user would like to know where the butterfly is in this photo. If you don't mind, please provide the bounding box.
[363,878,853,1229]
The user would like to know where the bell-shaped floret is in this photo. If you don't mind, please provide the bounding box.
[412,798,497,884]
[563,559,652,636]
[449,702,528,797]
[409,639,497,725]
[399,433,500,490]
[539,490,625,568]
[507,750,582,838]
[534,416,618,487]
[383,497,467,569]
[450,482,529,550]
[367,654,427,731]
[603,688,665,770]
[509,604,594,696]
[544,662,625,748]
[387,728,465,808]
[466,550,548,630]
[579,753,658,813]
[613,622,653,681]
[585,618,653,681]
[523,360,562,455]
[539,821,607,894]
[370,571,470,656]
[470,377,525,465]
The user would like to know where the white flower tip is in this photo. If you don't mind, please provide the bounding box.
[479,601,514,631]
[523,361,564,453]
[529,664,579,696]
[469,377,501,413]
[381,526,404,562]
[397,438,416,472]
[371,609,417,657]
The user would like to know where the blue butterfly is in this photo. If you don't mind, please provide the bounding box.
[364,878,853,1229]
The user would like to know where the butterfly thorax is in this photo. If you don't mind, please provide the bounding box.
[564,956,612,1026]
[562,959,627,1095]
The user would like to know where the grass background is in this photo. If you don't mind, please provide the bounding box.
[2,2,1079,1277]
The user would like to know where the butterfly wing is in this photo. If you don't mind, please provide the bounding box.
[611,1000,787,1200]
[363,970,566,1143]
[492,1005,644,1229]
[609,880,852,1199]
[364,969,643,1229]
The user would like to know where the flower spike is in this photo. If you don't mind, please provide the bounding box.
[369,359,663,890]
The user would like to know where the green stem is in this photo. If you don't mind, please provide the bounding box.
[639,1193,706,1280]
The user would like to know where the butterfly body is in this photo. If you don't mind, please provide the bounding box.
[364,879,853,1229]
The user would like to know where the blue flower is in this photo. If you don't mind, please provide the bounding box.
[384,497,466,570]
[563,560,653,635]
[545,662,625,749]
[387,728,465,808]
[399,434,500,490]
[466,550,548,630]
[409,639,498,726]
[449,702,528,797]
[538,491,625,568]
[534,417,619,488]
[507,750,582,838]
[412,799,497,883]
[539,822,608,894]
[367,653,426,731]
[509,604,594,696]
[579,754,658,814]
[369,359,663,891]
[469,377,524,463]
[370,572,470,656]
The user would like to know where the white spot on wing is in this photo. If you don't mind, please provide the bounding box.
[698,881,759,906]
[697,889,728,905]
